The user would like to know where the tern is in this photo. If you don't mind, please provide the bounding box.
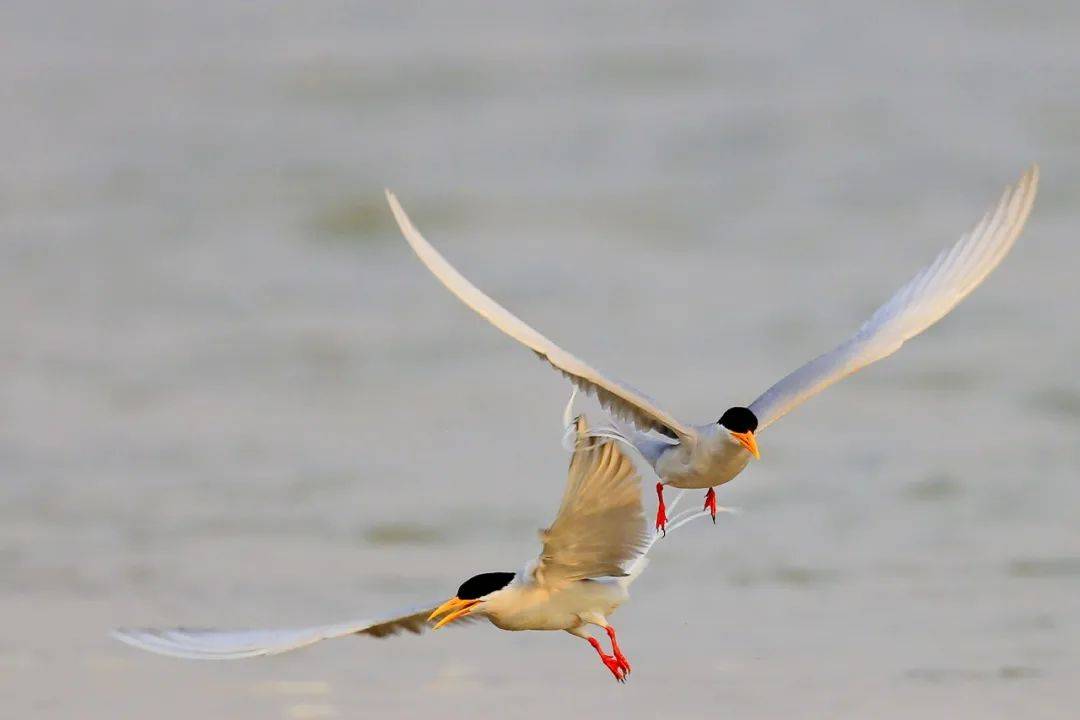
[386,166,1038,532]
[113,419,708,683]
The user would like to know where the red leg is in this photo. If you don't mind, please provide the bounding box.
[588,637,626,683]
[605,626,631,675]
[655,482,667,536]
[704,487,717,524]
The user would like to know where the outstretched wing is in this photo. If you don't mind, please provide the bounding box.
[386,191,697,443]
[749,165,1038,431]
[112,603,463,660]
[532,417,651,587]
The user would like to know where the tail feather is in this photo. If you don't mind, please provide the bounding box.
[617,557,650,589]
[620,488,713,588]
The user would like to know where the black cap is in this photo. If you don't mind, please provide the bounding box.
[457,572,515,600]
[718,407,758,434]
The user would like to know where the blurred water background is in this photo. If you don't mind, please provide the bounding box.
[1,2,1078,718]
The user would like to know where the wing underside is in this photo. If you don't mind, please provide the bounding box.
[113,603,457,660]
[386,191,697,442]
[749,165,1038,430]
[533,417,651,587]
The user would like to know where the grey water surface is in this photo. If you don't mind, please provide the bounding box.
[2,2,1078,718]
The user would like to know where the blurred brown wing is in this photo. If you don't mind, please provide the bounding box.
[112,603,477,660]
[532,417,650,587]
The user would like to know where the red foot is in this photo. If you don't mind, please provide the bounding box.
[605,626,631,676]
[704,487,718,524]
[655,482,667,536]
[588,637,626,683]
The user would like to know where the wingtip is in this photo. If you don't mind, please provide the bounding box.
[1014,164,1040,225]
[110,627,149,651]
[384,189,425,250]
[1009,164,1039,203]
[571,414,599,451]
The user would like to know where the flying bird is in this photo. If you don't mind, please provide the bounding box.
[386,166,1038,533]
[113,420,707,683]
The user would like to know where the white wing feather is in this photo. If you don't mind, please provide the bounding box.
[750,165,1038,430]
[386,191,697,443]
[112,603,452,660]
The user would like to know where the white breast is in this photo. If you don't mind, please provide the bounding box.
[653,426,752,489]
[483,580,628,632]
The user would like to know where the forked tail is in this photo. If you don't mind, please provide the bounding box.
[618,489,712,588]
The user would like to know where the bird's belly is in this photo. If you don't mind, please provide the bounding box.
[656,442,751,490]
[487,582,626,632]
[489,609,577,632]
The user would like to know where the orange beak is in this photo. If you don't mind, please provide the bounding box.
[427,597,480,630]
[731,430,760,459]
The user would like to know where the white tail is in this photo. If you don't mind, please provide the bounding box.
[619,489,719,588]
